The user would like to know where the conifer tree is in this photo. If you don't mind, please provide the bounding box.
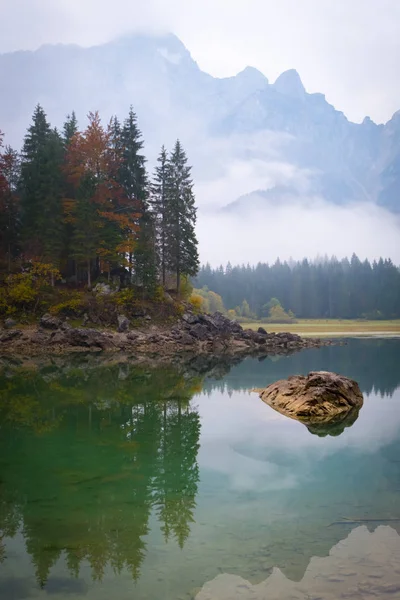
[20,106,65,272]
[150,145,169,286]
[63,111,78,146]
[166,140,199,293]
[0,137,20,271]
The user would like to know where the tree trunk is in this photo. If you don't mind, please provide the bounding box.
[51,271,54,287]
[176,268,180,295]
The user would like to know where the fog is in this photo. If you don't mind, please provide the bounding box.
[197,200,400,266]
[1,0,400,123]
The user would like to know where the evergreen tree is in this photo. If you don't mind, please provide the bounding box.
[0,140,20,271]
[166,140,199,293]
[150,145,169,286]
[63,111,78,145]
[20,107,65,272]
[132,211,157,296]
[119,107,151,280]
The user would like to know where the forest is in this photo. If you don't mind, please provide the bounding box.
[1,106,399,323]
[194,256,400,320]
[0,105,199,299]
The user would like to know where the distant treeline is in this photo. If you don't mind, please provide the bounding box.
[194,255,400,319]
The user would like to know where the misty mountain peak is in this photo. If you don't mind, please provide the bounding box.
[273,69,306,99]
[236,66,269,86]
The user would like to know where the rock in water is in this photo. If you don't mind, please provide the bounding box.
[254,371,363,424]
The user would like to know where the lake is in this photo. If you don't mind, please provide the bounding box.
[0,338,400,599]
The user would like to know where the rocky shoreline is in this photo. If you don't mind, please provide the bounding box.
[0,311,335,358]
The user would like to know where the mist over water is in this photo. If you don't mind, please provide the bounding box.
[197,199,400,266]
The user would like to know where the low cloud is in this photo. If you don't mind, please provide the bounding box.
[197,198,400,265]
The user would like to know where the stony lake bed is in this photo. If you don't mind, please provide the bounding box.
[0,334,400,600]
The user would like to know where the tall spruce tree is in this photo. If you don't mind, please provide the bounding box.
[166,140,199,293]
[0,140,20,271]
[150,145,169,286]
[63,112,78,146]
[119,107,156,290]
[20,106,65,272]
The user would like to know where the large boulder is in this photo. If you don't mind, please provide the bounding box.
[254,371,363,424]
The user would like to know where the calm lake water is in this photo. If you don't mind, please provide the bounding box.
[1,338,400,600]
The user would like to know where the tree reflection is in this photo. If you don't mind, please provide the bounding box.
[0,362,202,586]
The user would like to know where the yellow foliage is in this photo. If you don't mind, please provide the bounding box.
[0,262,62,315]
[152,285,165,302]
[180,275,193,300]
[113,288,135,307]
[49,296,83,316]
[189,293,205,313]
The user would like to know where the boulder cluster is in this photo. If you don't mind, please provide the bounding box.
[0,311,330,356]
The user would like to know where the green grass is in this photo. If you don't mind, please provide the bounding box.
[241,319,400,337]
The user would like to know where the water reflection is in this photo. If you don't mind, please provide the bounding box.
[0,364,201,586]
[306,406,361,436]
[195,525,400,600]
[0,338,399,599]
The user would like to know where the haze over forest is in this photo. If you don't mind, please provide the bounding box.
[1,5,400,266]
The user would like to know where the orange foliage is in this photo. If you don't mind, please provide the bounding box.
[63,112,142,260]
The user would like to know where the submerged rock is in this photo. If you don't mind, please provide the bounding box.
[254,371,363,424]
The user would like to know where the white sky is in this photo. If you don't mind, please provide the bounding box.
[1,0,399,124]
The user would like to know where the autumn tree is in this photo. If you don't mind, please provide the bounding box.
[64,112,139,287]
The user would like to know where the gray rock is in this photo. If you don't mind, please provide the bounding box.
[144,315,152,321]
[127,332,139,341]
[93,283,112,295]
[182,312,200,325]
[258,327,267,335]
[117,314,130,333]
[65,328,112,349]
[0,329,22,342]
[147,334,163,343]
[4,318,17,329]
[189,323,210,341]
[40,313,62,330]
[178,333,196,345]
[164,292,175,304]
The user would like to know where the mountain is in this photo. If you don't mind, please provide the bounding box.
[0,32,399,213]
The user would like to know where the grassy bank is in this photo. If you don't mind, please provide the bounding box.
[241,319,400,337]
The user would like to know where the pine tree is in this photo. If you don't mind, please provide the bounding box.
[63,111,78,146]
[0,137,20,271]
[132,212,157,296]
[150,145,169,286]
[166,141,199,293]
[20,105,51,257]
[118,106,151,281]
[20,106,65,272]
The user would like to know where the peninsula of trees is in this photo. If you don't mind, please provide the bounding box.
[0,105,199,304]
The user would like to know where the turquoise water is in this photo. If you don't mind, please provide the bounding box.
[0,338,400,599]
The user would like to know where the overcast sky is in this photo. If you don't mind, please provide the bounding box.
[1,0,399,124]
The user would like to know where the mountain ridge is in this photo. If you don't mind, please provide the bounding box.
[0,32,399,212]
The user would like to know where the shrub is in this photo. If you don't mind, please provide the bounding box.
[189,293,205,313]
